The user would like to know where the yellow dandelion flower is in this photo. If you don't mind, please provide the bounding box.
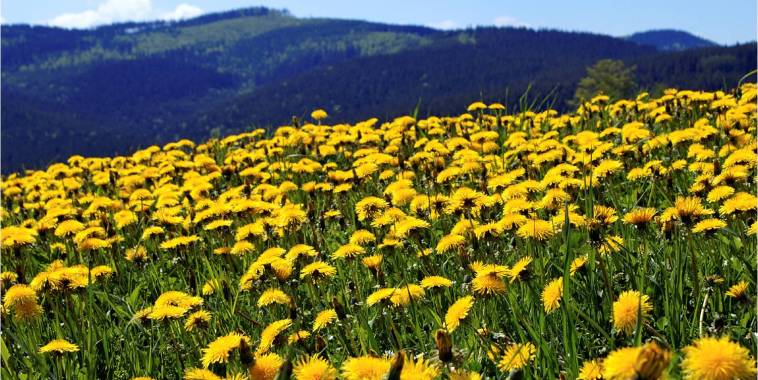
[681,336,756,380]
[445,296,474,331]
[201,332,251,368]
[420,275,453,289]
[578,359,602,380]
[541,277,563,313]
[612,290,653,335]
[39,339,79,354]
[341,356,391,380]
[293,354,337,380]
[498,342,536,372]
[250,353,284,380]
[313,309,338,331]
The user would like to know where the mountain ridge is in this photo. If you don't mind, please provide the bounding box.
[2,7,755,173]
[626,29,718,51]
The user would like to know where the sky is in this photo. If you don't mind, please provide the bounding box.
[2,0,756,45]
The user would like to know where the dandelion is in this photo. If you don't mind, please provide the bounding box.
[420,275,452,289]
[725,281,749,301]
[541,277,563,313]
[577,359,602,380]
[602,346,640,380]
[507,256,533,283]
[516,219,556,241]
[184,368,223,380]
[692,218,727,233]
[341,356,391,380]
[293,354,337,380]
[39,339,79,354]
[258,288,292,307]
[623,208,656,227]
[184,310,211,331]
[201,332,251,368]
[401,355,440,380]
[497,342,536,372]
[445,296,474,331]
[436,234,467,253]
[612,290,653,335]
[681,336,756,380]
[313,309,338,331]
[250,353,284,380]
[257,319,292,354]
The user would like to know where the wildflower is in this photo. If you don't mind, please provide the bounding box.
[332,243,365,260]
[507,256,533,283]
[445,296,474,331]
[257,319,292,354]
[681,336,756,380]
[184,368,223,380]
[293,354,337,380]
[341,356,391,380]
[623,208,656,227]
[570,256,588,276]
[300,261,337,281]
[3,284,42,321]
[420,275,452,289]
[541,277,563,313]
[313,309,338,331]
[39,339,79,354]
[400,355,439,380]
[389,284,425,307]
[720,192,757,215]
[516,219,556,241]
[692,218,727,234]
[497,342,536,372]
[602,346,641,379]
[258,288,292,307]
[674,196,712,223]
[578,359,602,380]
[355,197,389,222]
[612,290,653,335]
[367,288,397,306]
[201,332,251,368]
[725,281,749,301]
[472,271,506,295]
[184,310,211,331]
[436,234,466,253]
[250,353,284,380]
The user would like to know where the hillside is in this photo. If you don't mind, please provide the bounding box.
[2,7,756,172]
[626,29,718,51]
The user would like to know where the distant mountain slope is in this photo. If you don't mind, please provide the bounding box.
[627,29,718,51]
[1,8,755,173]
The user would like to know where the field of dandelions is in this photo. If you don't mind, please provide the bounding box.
[1,84,757,380]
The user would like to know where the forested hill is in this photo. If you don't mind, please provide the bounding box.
[2,7,756,172]
[626,29,718,51]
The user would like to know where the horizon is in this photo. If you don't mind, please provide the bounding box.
[2,1,756,45]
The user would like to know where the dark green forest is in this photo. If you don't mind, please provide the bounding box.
[2,7,756,172]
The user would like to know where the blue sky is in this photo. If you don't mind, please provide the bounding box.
[2,0,756,44]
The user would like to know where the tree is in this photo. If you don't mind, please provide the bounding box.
[572,59,637,106]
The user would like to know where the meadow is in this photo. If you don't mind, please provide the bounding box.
[1,84,757,379]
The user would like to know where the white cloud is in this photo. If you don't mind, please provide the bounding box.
[492,15,530,28]
[161,4,203,22]
[427,20,459,30]
[48,0,203,28]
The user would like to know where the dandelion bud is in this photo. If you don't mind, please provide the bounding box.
[435,329,453,363]
[387,351,405,380]
[274,358,292,380]
[239,338,254,367]
[634,341,671,380]
[331,297,346,320]
[314,334,326,353]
